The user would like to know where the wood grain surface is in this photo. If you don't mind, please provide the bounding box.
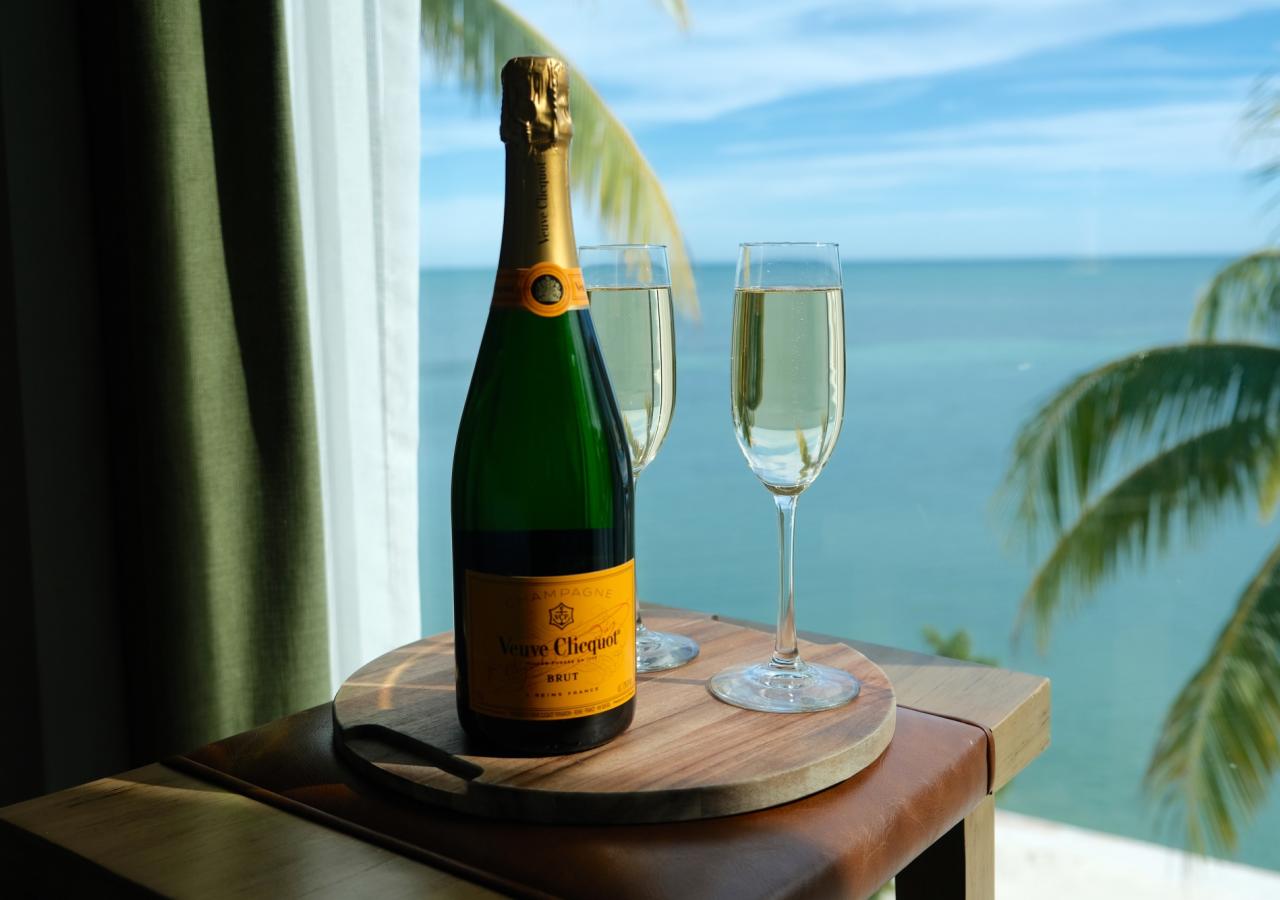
[704,610,1052,792]
[0,764,498,898]
[333,611,896,824]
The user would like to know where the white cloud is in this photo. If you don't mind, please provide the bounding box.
[684,100,1255,202]
[651,99,1267,259]
[1010,74,1255,97]
[418,2,1275,156]
[867,100,1255,173]
[482,0,1280,123]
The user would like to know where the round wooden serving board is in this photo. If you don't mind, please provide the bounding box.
[332,611,896,824]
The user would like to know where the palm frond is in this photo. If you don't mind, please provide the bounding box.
[1145,539,1280,853]
[652,0,691,30]
[1245,75,1280,205]
[1016,415,1280,647]
[420,0,699,318]
[1190,250,1280,342]
[921,626,998,666]
[1000,343,1280,538]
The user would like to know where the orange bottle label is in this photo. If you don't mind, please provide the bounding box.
[464,560,636,720]
[491,263,590,317]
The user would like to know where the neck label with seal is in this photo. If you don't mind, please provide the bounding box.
[492,261,589,317]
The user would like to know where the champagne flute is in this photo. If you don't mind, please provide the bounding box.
[580,244,700,672]
[709,242,859,712]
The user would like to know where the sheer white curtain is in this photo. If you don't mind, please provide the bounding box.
[284,0,421,689]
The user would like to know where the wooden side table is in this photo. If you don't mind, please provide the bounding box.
[0,609,1049,899]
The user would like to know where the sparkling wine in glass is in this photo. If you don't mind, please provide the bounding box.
[581,244,700,673]
[709,242,859,712]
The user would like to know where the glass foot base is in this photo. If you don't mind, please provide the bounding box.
[637,629,700,673]
[707,659,860,713]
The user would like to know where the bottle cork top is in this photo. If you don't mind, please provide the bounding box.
[500,57,573,150]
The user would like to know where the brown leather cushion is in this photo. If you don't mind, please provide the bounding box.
[172,704,987,900]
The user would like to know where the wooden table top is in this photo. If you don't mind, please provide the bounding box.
[0,608,1049,898]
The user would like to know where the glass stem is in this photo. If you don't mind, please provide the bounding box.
[633,467,647,635]
[772,493,799,669]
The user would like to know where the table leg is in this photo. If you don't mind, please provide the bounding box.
[895,795,994,900]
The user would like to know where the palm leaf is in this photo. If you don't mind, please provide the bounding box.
[1190,250,1280,342]
[921,626,998,666]
[420,0,699,318]
[1016,414,1280,648]
[1145,538,1280,853]
[1001,343,1280,538]
[652,0,691,29]
[1245,76,1280,208]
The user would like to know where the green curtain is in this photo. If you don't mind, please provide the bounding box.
[71,0,329,760]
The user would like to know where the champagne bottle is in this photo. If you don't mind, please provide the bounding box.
[451,57,636,754]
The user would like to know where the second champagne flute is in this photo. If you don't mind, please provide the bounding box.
[581,244,700,673]
[709,241,859,712]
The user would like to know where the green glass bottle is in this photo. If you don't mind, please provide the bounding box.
[451,57,636,755]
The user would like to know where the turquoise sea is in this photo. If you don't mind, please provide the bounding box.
[419,258,1280,870]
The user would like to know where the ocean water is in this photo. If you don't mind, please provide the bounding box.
[419,258,1280,870]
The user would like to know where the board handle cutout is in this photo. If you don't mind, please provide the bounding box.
[334,718,485,784]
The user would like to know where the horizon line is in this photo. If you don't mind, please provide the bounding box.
[420,250,1247,273]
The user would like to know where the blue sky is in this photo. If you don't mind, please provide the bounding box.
[419,0,1280,266]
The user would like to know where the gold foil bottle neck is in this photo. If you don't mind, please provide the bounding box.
[500,56,573,150]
